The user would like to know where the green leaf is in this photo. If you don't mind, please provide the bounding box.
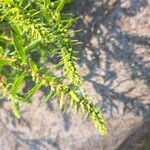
[11,102,21,118]
[69,91,79,102]
[0,37,11,44]
[64,19,74,29]
[24,40,40,53]
[12,31,26,64]
[29,59,38,75]
[56,0,74,12]
[25,82,42,100]
[70,98,74,107]
[0,58,13,66]
[65,0,74,4]
[0,0,14,6]
[60,13,74,19]
[16,95,32,104]
[12,73,26,96]
[19,0,24,6]
[56,0,65,12]
[42,88,53,103]
[60,92,64,109]
[80,101,85,113]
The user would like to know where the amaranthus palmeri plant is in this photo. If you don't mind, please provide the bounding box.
[0,0,107,135]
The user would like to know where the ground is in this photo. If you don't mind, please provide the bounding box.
[0,0,150,150]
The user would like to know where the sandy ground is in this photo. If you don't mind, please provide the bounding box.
[0,0,150,150]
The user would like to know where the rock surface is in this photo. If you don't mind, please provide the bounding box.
[0,0,150,150]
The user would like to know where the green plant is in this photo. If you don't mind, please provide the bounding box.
[143,138,150,150]
[0,0,107,135]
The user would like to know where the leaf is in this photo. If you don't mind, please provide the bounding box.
[70,98,74,107]
[56,0,74,12]
[0,0,13,6]
[64,20,74,29]
[0,37,11,44]
[12,73,26,96]
[65,0,74,4]
[80,101,85,113]
[12,31,26,64]
[19,0,25,6]
[56,0,65,12]
[69,91,79,102]
[24,40,40,53]
[0,58,13,66]
[29,59,38,75]
[11,102,21,118]
[74,103,78,114]
[60,92,64,109]
[16,95,32,104]
[60,13,74,19]
[42,88,53,103]
[25,82,42,100]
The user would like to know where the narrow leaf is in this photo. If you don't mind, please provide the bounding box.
[65,0,74,4]
[0,58,13,66]
[42,88,53,103]
[12,73,26,95]
[60,92,64,109]
[56,0,65,12]
[25,40,40,53]
[69,91,79,102]
[29,59,38,74]
[60,13,74,19]
[12,102,21,118]
[25,82,42,100]
[12,31,26,64]
[70,98,74,107]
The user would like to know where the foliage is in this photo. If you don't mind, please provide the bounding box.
[143,139,150,150]
[0,0,107,135]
